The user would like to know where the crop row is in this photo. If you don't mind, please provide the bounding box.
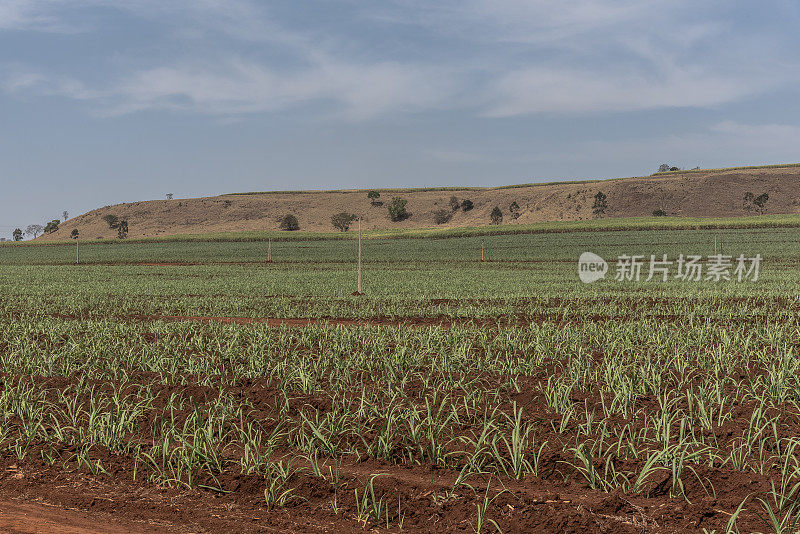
[2,227,799,265]
[2,315,800,531]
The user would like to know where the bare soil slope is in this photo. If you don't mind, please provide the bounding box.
[42,166,800,240]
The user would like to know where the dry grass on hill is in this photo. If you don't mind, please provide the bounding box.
[39,165,800,240]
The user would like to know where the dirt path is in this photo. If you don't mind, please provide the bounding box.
[130,314,470,328]
[0,499,157,534]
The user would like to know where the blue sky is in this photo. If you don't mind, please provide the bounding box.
[1,1,800,237]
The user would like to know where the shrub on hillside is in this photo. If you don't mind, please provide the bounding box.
[490,206,503,225]
[449,196,461,212]
[117,220,128,239]
[368,191,382,206]
[387,197,409,222]
[331,212,358,232]
[102,214,120,229]
[433,209,453,225]
[44,220,60,234]
[754,193,769,214]
[279,214,300,231]
[592,191,607,217]
[743,192,755,212]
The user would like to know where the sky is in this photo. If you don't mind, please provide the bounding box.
[2,0,800,238]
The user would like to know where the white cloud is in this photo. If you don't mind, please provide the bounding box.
[367,0,708,46]
[0,0,255,33]
[1,58,455,119]
[1,1,799,119]
[367,0,797,116]
[0,64,102,100]
[112,59,455,118]
[0,0,461,118]
[484,66,762,116]
[0,0,66,31]
[710,120,800,140]
[0,69,45,92]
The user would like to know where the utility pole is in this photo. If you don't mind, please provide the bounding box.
[357,216,362,294]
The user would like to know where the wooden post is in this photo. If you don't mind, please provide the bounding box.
[267,238,272,263]
[714,236,717,256]
[76,239,79,265]
[481,240,485,262]
[357,217,362,294]
[487,236,491,262]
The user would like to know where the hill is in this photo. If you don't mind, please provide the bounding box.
[39,164,800,241]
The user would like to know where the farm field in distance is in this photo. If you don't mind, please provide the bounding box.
[2,223,800,533]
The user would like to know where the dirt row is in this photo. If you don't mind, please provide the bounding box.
[32,310,793,329]
[0,498,148,534]
[0,450,757,534]
[129,312,795,328]
[0,371,784,533]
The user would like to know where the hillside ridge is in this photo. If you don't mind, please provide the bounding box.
[40,165,800,241]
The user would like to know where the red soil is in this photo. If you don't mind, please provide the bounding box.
[0,371,781,533]
[0,498,157,534]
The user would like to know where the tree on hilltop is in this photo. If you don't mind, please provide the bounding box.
[44,220,60,234]
[25,224,44,239]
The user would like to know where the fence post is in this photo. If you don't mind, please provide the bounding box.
[357,217,362,294]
